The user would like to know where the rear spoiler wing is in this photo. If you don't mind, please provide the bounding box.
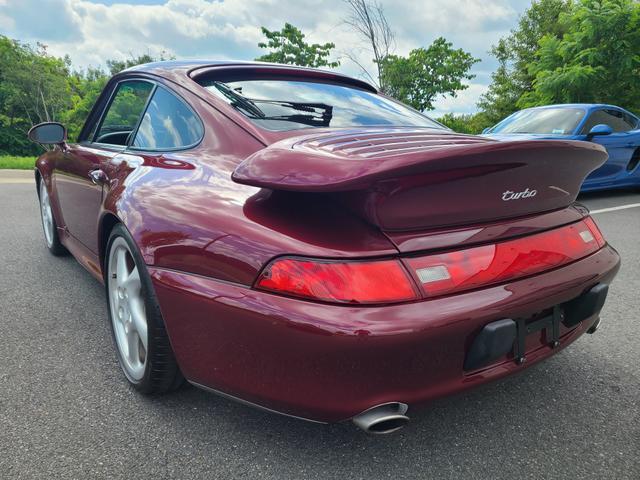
[232,129,607,230]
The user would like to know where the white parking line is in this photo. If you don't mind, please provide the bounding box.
[590,203,640,214]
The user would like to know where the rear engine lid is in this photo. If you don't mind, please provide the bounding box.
[232,128,608,231]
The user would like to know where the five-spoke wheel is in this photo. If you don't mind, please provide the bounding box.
[105,224,183,393]
[38,178,66,255]
[108,237,148,381]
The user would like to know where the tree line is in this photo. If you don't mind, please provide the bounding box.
[1,0,638,156]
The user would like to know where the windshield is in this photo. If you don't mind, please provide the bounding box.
[488,108,586,135]
[200,78,444,131]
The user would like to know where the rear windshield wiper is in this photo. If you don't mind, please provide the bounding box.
[250,100,333,127]
[208,82,333,127]
[210,81,266,119]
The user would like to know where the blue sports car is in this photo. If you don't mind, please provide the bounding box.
[483,104,640,192]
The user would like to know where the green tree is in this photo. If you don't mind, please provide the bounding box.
[0,40,72,125]
[379,38,479,112]
[61,67,109,141]
[0,36,72,155]
[256,23,340,68]
[478,0,571,123]
[437,112,493,135]
[106,51,174,76]
[519,0,640,112]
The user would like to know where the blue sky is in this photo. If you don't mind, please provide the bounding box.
[0,0,532,115]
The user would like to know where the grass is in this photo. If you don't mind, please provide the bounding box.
[0,156,36,170]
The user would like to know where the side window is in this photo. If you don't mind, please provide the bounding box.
[132,87,203,150]
[581,109,634,134]
[622,112,639,130]
[95,80,154,146]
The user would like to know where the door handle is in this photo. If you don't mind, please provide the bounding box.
[89,169,108,185]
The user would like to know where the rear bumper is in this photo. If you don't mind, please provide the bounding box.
[150,245,620,423]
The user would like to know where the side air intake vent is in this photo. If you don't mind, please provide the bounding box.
[626,148,640,172]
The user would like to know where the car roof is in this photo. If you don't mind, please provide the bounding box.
[518,103,639,122]
[523,103,629,112]
[122,60,377,92]
[112,60,385,146]
[124,59,266,73]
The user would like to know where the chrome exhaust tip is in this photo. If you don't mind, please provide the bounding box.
[587,317,601,334]
[352,402,409,434]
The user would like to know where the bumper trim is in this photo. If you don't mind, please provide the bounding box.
[188,381,327,424]
[463,319,517,371]
[563,283,609,327]
[464,283,610,371]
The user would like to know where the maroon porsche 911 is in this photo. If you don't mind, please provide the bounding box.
[28,61,619,434]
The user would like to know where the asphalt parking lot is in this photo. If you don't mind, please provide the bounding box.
[1,171,638,480]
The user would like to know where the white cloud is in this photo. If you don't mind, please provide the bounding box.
[0,0,12,30]
[431,82,491,117]
[0,0,530,113]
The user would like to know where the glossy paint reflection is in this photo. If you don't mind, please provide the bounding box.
[105,146,397,285]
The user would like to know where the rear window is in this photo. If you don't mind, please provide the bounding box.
[198,77,444,131]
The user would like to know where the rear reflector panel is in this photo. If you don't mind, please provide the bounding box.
[405,218,605,298]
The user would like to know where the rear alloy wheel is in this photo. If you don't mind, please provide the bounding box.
[106,224,184,393]
[38,179,67,255]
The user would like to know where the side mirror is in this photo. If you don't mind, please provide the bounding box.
[586,124,613,140]
[28,122,67,145]
[482,127,491,134]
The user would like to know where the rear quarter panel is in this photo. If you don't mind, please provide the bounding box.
[100,84,396,285]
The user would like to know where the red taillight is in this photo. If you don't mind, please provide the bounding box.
[256,218,606,304]
[255,258,418,304]
[406,217,606,297]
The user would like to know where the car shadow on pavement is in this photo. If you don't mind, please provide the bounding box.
[127,339,634,478]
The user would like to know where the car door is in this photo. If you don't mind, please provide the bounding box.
[54,79,154,252]
[580,108,639,185]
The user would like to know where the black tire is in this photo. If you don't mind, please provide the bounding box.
[38,178,67,256]
[105,223,184,394]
